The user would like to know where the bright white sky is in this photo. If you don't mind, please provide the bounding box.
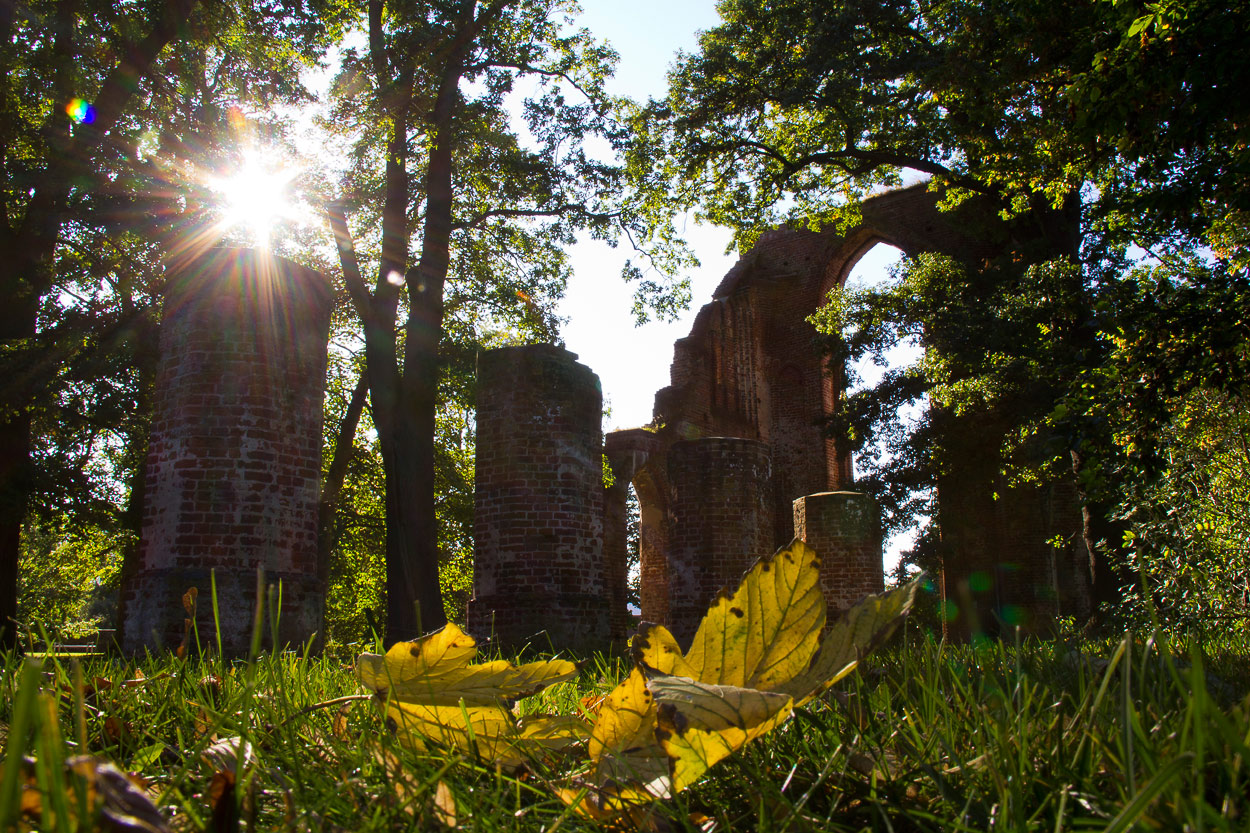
[273,1,913,567]
[558,1,734,431]
[559,2,903,430]
[562,2,915,568]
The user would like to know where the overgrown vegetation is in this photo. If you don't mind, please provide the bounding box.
[3,615,1249,830]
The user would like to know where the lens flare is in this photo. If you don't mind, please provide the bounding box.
[209,151,301,247]
[65,98,95,124]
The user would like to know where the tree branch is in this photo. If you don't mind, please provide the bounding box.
[369,0,389,86]
[325,203,372,316]
[696,135,991,196]
[454,202,619,231]
[465,60,599,108]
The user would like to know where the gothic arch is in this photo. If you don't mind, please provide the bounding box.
[604,183,1091,636]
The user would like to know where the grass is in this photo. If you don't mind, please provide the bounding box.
[2,622,1249,831]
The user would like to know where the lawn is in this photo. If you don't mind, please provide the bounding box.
[3,620,1248,832]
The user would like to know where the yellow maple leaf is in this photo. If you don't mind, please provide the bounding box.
[565,539,922,804]
[355,623,586,765]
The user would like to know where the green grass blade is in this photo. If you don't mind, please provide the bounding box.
[1104,752,1194,833]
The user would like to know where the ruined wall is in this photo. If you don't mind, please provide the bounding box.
[467,345,609,651]
[793,492,883,612]
[607,183,1090,638]
[121,248,332,655]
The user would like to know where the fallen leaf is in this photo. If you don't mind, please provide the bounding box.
[355,623,586,765]
[431,780,457,828]
[332,704,352,742]
[67,755,171,832]
[182,588,198,617]
[356,623,578,705]
[201,737,253,774]
[207,769,237,833]
[564,539,922,808]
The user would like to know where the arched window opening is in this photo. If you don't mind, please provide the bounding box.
[841,242,928,577]
[626,482,641,617]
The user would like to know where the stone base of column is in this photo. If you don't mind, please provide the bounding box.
[120,568,323,656]
[793,491,883,612]
[466,592,609,653]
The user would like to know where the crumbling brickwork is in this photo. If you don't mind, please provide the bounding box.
[665,437,774,644]
[467,345,609,651]
[467,184,1089,649]
[120,248,332,655]
[605,183,1091,641]
[793,492,883,612]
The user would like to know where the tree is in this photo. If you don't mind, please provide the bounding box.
[639,0,1250,616]
[324,0,689,642]
[0,0,345,649]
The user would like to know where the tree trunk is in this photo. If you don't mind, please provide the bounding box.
[384,50,462,643]
[0,410,31,651]
[317,370,369,588]
[1070,448,1131,614]
[0,254,43,652]
[113,308,158,648]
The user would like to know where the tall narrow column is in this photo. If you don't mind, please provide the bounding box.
[793,491,883,612]
[602,458,630,644]
[121,248,332,655]
[666,437,773,645]
[467,345,608,651]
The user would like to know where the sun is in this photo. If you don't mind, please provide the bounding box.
[210,151,301,247]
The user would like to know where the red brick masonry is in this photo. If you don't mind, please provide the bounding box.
[120,248,331,655]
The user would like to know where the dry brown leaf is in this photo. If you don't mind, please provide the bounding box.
[67,755,171,832]
[332,704,352,742]
[207,769,237,833]
[431,780,458,828]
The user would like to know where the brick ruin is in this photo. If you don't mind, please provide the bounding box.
[118,185,1091,655]
[466,345,611,651]
[120,248,332,655]
[469,184,1093,648]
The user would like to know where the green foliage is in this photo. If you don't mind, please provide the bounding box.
[649,0,1250,615]
[15,522,122,643]
[4,620,1250,830]
[1117,392,1250,632]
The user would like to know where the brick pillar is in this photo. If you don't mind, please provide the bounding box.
[467,345,608,652]
[120,248,332,655]
[666,437,773,646]
[793,491,883,612]
[603,459,630,644]
[637,490,670,628]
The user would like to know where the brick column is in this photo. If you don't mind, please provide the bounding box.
[467,345,608,652]
[120,248,332,655]
[792,491,883,612]
[603,461,630,644]
[666,437,773,646]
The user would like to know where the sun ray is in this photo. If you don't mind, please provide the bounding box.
[208,150,302,248]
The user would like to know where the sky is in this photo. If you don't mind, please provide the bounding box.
[557,1,735,431]
[559,2,915,568]
[277,1,916,565]
[556,3,904,432]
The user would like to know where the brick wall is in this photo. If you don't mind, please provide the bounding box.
[665,437,773,645]
[623,183,1091,637]
[793,491,884,612]
[120,248,332,655]
[467,345,609,652]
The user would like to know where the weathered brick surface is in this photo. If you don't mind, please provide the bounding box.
[120,248,332,655]
[665,437,773,645]
[603,429,665,644]
[466,345,609,651]
[604,183,1091,638]
[793,492,883,612]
